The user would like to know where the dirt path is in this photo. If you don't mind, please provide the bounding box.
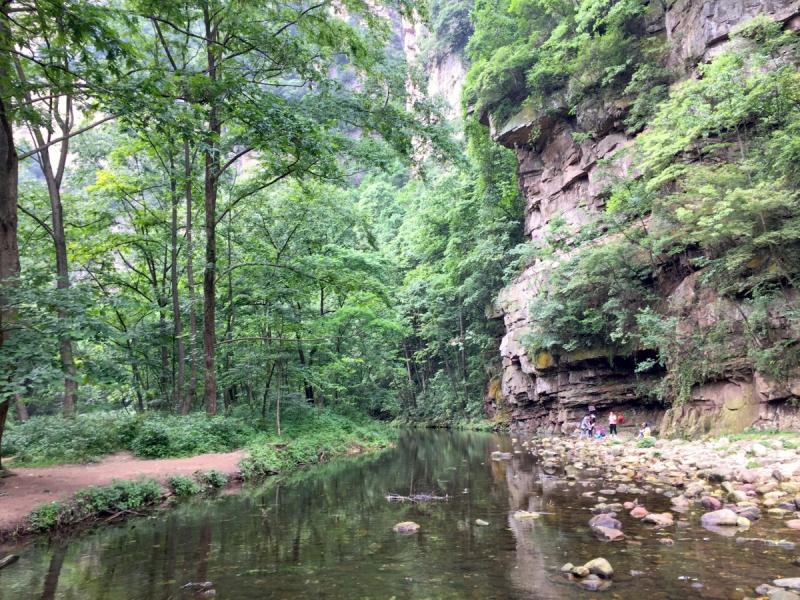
[0,450,244,533]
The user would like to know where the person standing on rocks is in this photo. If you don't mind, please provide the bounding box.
[608,412,618,438]
[580,414,592,438]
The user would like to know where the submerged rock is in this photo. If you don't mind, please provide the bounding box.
[589,514,621,530]
[475,519,489,526]
[592,525,625,542]
[513,511,540,519]
[578,575,612,591]
[393,521,420,534]
[700,509,738,527]
[630,506,649,518]
[641,513,674,527]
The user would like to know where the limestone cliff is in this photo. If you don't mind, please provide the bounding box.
[485,0,800,436]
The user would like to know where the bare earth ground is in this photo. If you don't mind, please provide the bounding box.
[0,450,244,533]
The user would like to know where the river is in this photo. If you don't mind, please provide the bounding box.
[0,430,797,599]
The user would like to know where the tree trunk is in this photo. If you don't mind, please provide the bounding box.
[182,138,198,415]
[14,69,78,414]
[276,362,282,437]
[15,392,27,421]
[202,7,219,415]
[0,398,8,470]
[170,153,185,413]
[402,339,417,410]
[0,44,19,466]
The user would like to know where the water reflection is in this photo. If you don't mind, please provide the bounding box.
[0,431,798,599]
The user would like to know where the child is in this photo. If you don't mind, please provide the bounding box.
[637,422,651,438]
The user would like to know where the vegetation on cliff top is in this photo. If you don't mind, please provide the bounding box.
[464,0,667,124]
[520,18,800,403]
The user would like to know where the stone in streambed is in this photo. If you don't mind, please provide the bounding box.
[631,506,649,518]
[475,519,489,526]
[592,525,625,542]
[701,509,738,527]
[589,514,621,530]
[701,496,722,511]
[560,563,574,574]
[571,566,589,577]
[578,575,612,591]
[584,557,614,578]
[642,513,674,527]
[393,521,420,534]
[774,578,800,589]
[513,511,540,519]
[787,520,800,531]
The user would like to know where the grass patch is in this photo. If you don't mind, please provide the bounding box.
[4,400,395,467]
[25,477,161,533]
[608,440,621,447]
[746,460,763,469]
[637,437,656,448]
[238,409,396,480]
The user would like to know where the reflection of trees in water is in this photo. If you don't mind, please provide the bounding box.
[40,545,66,600]
[5,432,564,599]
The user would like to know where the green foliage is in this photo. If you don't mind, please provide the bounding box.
[26,477,161,533]
[746,460,762,469]
[167,475,203,496]
[5,403,393,466]
[200,469,229,488]
[464,0,663,122]
[3,412,140,465]
[608,439,621,447]
[637,437,656,448]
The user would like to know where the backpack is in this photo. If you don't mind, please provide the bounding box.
[619,415,625,424]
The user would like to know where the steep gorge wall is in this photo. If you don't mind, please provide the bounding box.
[485,0,800,437]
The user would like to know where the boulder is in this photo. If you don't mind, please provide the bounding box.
[578,575,612,591]
[642,513,674,527]
[753,443,768,457]
[589,514,621,530]
[701,509,738,527]
[393,522,420,534]
[584,557,614,578]
[708,467,733,483]
[774,578,800,589]
[592,525,625,542]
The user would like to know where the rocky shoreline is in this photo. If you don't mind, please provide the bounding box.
[517,433,800,598]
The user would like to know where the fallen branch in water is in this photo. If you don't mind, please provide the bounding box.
[386,492,451,502]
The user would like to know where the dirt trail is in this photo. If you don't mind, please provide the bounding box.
[0,450,243,533]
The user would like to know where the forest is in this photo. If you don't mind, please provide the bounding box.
[0,0,528,469]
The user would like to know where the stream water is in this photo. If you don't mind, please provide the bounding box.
[1,430,799,599]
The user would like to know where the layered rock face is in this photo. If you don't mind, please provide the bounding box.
[486,0,800,436]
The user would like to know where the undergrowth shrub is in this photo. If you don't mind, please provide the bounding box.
[201,469,228,488]
[637,437,656,448]
[26,477,161,533]
[167,474,203,496]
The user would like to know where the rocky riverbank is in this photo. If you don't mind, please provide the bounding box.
[515,433,800,598]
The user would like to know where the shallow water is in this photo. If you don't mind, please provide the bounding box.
[1,430,799,599]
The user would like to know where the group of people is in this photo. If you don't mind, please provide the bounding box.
[579,410,651,439]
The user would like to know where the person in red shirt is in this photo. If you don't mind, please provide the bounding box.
[608,411,618,438]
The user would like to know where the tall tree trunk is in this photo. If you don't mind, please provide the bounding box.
[15,392,27,421]
[223,213,235,413]
[202,7,220,415]
[0,46,19,465]
[14,70,78,414]
[458,303,468,399]
[182,138,198,415]
[402,339,417,410]
[276,362,282,437]
[170,152,185,413]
